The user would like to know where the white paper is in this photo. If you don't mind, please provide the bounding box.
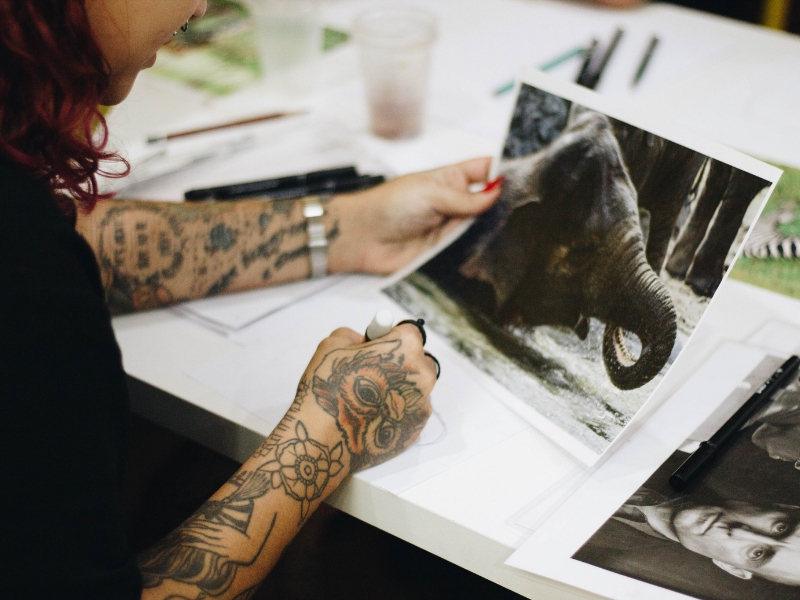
[505,343,780,600]
[481,462,584,539]
[171,276,344,333]
[748,319,800,356]
[186,281,529,495]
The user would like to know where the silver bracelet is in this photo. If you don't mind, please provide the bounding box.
[303,195,329,278]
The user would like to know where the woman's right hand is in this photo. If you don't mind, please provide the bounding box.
[294,322,437,472]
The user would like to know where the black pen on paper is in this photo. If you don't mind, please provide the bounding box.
[184,166,359,201]
[632,35,659,87]
[240,174,385,201]
[575,38,598,87]
[576,28,624,90]
[584,28,624,90]
[365,309,394,341]
[669,354,800,492]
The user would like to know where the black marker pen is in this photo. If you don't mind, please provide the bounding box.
[670,354,800,491]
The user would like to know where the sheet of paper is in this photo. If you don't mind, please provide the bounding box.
[505,343,797,600]
[480,462,584,539]
[186,280,529,494]
[171,276,344,333]
[748,319,800,356]
[113,113,387,200]
[377,68,780,465]
[644,49,800,169]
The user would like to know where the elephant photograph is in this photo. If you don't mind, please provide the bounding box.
[383,82,772,459]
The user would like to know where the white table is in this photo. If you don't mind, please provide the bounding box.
[109,2,800,597]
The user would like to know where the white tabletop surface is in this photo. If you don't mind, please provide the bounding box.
[109,1,800,597]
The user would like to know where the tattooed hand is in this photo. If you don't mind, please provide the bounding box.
[299,323,436,471]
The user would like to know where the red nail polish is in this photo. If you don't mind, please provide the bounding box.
[483,176,504,193]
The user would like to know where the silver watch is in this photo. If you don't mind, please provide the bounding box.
[303,195,329,278]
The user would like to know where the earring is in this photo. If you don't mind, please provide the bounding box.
[173,21,190,36]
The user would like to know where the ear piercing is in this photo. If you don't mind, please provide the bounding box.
[174,21,190,36]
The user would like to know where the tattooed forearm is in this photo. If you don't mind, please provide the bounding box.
[138,417,346,598]
[77,197,338,314]
[136,333,429,597]
[253,380,308,459]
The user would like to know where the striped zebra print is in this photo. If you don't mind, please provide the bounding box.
[743,206,800,259]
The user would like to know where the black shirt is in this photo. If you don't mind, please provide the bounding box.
[0,158,142,598]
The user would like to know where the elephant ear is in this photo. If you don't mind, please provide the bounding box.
[459,226,530,308]
[498,153,546,211]
[459,152,550,306]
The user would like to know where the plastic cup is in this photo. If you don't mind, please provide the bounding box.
[353,7,438,139]
[248,0,321,79]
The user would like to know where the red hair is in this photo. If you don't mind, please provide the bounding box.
[0,0,126,215]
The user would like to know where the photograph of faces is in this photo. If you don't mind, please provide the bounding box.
[575,354,800,600]
[383,73,774,461]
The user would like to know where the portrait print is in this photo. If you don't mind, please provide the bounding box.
[383,77,772,460]
[575,356,800,600]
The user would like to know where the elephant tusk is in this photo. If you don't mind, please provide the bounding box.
[610,326,638,367]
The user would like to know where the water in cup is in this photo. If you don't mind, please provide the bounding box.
[354,7,438,139]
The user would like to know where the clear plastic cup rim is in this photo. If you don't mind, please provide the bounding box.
[353,6,438,50]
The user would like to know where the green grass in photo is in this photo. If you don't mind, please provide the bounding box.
[730,164,800,299]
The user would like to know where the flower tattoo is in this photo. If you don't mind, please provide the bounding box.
[262,421,343,520]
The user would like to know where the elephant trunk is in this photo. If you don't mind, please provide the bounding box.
[591,218,677,390]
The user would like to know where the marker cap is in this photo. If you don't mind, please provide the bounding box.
[366,309,394,341]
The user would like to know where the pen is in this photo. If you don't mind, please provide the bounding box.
[365,309,394,341]
[632,35,659,87]
[582,28,624,90]
[575,38,598,87]
[261,175,386,201]
[184,166,359,201]
[669,354,800,492]
[147,110,307,144]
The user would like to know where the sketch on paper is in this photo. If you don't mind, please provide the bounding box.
[575,355,800,600]
[384,82,772,459]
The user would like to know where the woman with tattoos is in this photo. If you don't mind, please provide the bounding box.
[0,1,502,599]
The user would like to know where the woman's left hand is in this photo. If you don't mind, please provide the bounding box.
[327,157,502,275]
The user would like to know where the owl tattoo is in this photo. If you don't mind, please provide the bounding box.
[313,340,428,471]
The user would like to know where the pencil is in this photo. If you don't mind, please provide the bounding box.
[632,35,659,87]
[146,110,307,144]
